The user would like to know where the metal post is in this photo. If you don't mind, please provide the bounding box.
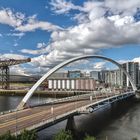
[90,95,92,103]
[51,106,54,115]
[1,66,10,89]
[105,91,109,103]
[15,109,18,137]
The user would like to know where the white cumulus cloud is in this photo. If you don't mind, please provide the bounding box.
[93,62,106,70]
[0,53,26,60]
[16,20,62,32]
[0,8,62,33]
[26,0,140,71]
[0,0,135,75]
[0,8,25,27]
[50,0,83,14]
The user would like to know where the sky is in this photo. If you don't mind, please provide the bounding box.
[0,0,140,75]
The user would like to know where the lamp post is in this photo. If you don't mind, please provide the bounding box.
[15,109,18,137]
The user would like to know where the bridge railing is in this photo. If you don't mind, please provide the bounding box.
[31,90,127,107]
[15,91,135,134]
[0,90,135,116]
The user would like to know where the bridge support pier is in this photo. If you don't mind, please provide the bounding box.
[135,91,140,99]
[66,116,76,132]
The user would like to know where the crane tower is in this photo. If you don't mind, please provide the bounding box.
[0,58,31,89]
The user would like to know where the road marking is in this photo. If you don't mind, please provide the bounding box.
[0,94,122,132]
[0,101,80,129]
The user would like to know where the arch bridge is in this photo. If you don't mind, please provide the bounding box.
[17,55,137,109]
[0,55,137,135]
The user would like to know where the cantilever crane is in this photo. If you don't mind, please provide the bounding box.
[0,58,31,89]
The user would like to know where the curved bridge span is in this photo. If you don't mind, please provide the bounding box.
[0,55,137,136]
[0,91,135,135]
[17,55,137,109]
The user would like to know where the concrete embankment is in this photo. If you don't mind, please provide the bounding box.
[0,90,75,98]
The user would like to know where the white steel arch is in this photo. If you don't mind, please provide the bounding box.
[17,55,137,109]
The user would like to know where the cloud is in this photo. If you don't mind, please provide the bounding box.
[118,59,130,64]
[108,15,135,26]
[21,42,49,55]
[32,16,140,68]
[21,48,46,55]
[10,65,29,76]
[50,0,140,16]
[104,0,140,16]
[93,62,106,70]
[13,42,18,47]
[0,53,26,60]
[133,57,140,64]
[15,13,62,32]
[36,42,47,49]
[16,20,62,32]
[0,8,25,27]
[0,8,62,33]
[50,0,83,14]
[26,0,140,71]
[1,0,134,75]
[115,58,140,67]
[7,32,25,38]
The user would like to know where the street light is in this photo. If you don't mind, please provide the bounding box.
[15,109,18,137]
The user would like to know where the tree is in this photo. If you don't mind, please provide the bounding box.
[84,135,96,140]
[0,131,16,140]
[0,130,37,140]
[17,130,37,140]
[53,130,73,140]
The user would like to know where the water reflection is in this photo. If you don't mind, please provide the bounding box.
[38,97,140,140]
[0,95,53,112]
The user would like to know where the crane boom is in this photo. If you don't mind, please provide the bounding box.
[0,58,31,67]
[0,58,31,89]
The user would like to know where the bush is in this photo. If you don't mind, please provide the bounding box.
[0,131,16,140]
[53,130,73,140]
[18,130,37,140]
[0,130,37,140]
[84,135,96,140]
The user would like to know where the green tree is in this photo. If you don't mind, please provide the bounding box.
[84,135,96,140]
[0,131,16,140]
[0,130,37,140]
[17,130,37,140]
[53,130,73,140]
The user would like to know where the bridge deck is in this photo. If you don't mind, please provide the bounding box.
[0,92,134,135]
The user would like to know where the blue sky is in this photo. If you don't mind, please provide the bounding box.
[0,0,140,75]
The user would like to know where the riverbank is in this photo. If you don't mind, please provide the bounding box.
[0,90,76,98]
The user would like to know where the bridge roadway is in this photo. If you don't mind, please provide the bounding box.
[0,91,135,135]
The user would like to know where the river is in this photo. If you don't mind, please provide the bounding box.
[0,95,140,140]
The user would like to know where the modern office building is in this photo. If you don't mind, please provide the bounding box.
[90,71,101,80]
[122,62,139,87]
[103,70,123,87]
[67,71,81,78]
[102,62,140,88]
[48,61,140,89]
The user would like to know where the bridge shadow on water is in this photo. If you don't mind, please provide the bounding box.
[38,96,140,140]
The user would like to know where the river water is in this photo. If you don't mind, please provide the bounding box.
[0,95,140,140]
